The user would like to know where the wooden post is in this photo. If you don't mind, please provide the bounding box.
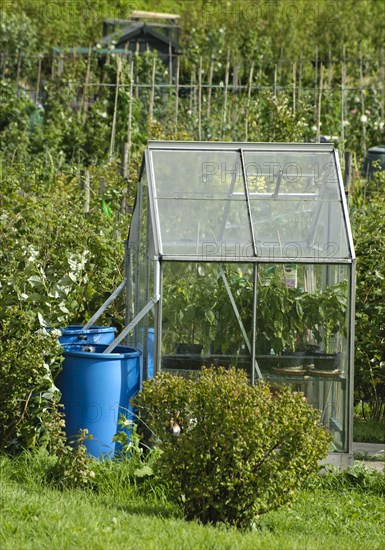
[121,143,129,178]
[124,59,134,177]
[109,56,121,161]
[340,50,347,150]
[58,54,64,77]
[314,46,318,120]
[51,52,56,80]
[134,42,140,99]
[84,171,90,214]
[273,63,277,97]
[99,176,105,195]
[81,45,92,122]
[278,45,284,86]
[120,188,127,214]
[292,62,296,113]
[15,49,22,89]
[35,57,42,105]
[298,53,302,101]
[381,47,385,125]
[222,49,230,136]
[316,64,324,143]
[198,56,202,140]
[343,151,352,193]
[231,62,240,124]
[328,47,333,89]
[174,56,180,135]
[124,42,129,61]
[207,58,214,118]
[193,66,197,118]
[233,63,239,92]
[245,62,254,141]
[149,57,156,121]
[189,66,194,114]
[1,51,6,79]
[359,45,366,154]
[169,42,173,86]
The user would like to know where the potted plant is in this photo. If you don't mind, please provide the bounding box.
[162,266,218,368]
[255,274,348,372]
[310,282,348,371]
[212,268,253,357]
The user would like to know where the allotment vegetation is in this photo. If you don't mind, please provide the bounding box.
[0,0,384,540]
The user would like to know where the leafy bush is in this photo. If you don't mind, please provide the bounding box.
[133,367,332,528]
[351,174,385,420]
[46,429,97,490]
[111,414,163,484]
[0,307,63,452]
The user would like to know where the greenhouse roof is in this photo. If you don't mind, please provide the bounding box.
[132,141,355,263]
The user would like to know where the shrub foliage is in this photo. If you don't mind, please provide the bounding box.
[133,367,332,528]
[0,307,63,452]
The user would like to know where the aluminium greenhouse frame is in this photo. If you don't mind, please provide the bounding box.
[94,141,356,466]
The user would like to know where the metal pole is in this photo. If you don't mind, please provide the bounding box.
[82,278,127,330]
[154,260,162,374]
[104,298,158,353]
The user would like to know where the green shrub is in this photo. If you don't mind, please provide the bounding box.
[351,176,385,420]
[0,307,63,452]
[46,429,97,490]
[133,367,332,528]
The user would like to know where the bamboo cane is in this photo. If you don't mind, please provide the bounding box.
[109,56,122,161]
[245,62,254,141]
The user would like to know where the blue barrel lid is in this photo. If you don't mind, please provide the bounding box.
[61,325,117,334]
[367,145,385,154]
[63,343,141,359]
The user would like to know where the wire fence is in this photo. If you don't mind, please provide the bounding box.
[2,46,385,170]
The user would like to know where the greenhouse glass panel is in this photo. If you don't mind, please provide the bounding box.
[151,150,253,258]
[127,167,157,379]
[161,262,253,379]
[243,150,350,259]
[254,263,351,453]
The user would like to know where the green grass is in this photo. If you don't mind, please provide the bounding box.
[1,453,384,550]
[353,418,385,443]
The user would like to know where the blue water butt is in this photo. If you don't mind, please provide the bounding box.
[148,328,155,379]
[59,325,116,348]
[136,328,155,380]
[56,344,142,458]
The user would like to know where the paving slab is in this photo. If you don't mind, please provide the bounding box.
[352,442,384,456]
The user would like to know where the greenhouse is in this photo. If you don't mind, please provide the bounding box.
[124,141,356,464]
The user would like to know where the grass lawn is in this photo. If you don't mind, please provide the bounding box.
[353,418,385,444]
[1,454,384,550]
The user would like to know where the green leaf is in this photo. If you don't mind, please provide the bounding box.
[102,199,113,218]
[133,465,154,478]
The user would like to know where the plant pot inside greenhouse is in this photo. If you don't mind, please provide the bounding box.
[313,352,342,371]
[175,343,203,355]
[280,350,308,369]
